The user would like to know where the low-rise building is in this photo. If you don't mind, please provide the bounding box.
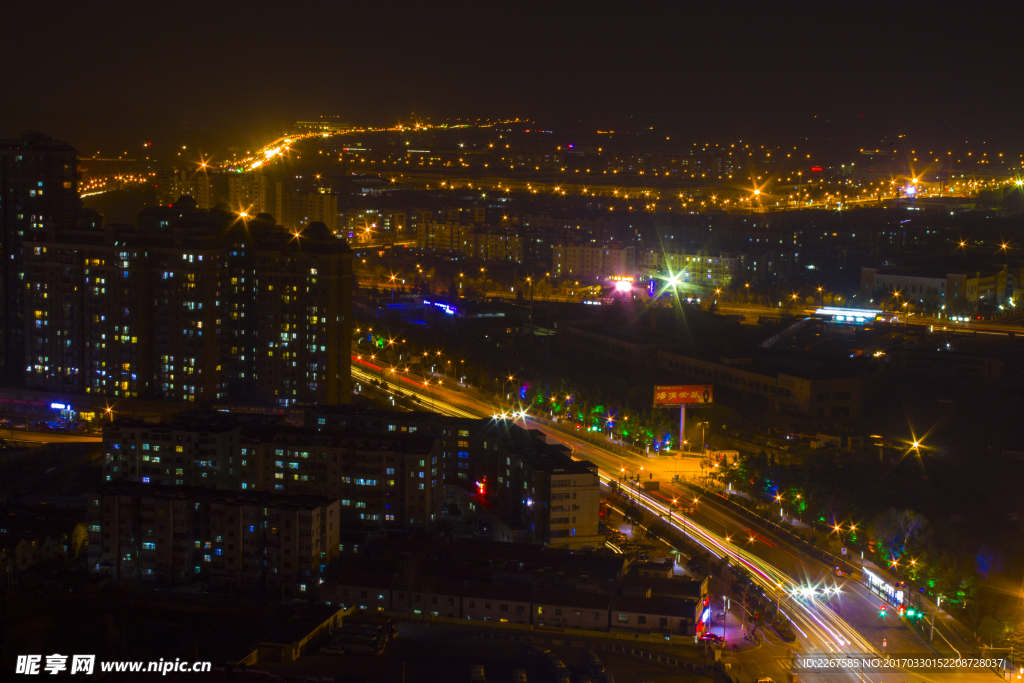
[320,544,705,637]
[298,406,489,486]
[532,589,612,630]
[326,568,394,610]
[462,582,533,623]
[102,412,446,532]
[89,483,339,594]
[657,349,881,419]
[102,412,241,489]
[610,595,698,633]
[242,426,444,531]
[392,576,465,618]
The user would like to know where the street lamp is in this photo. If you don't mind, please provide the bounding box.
[502,374,516,401]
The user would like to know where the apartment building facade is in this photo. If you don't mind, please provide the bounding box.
[89,483,339,593]
[23,201,352,406]
[102,414,444,532]
[552,243,636,280]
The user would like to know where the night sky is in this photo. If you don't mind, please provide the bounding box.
[5,1,1023,151]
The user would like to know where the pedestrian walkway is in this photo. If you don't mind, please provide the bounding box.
[710,605,764,655]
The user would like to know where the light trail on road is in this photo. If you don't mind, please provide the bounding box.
[347,363,1015,682]
[349,361,880,660]
[351,358,477,419]
[605,470,876,656]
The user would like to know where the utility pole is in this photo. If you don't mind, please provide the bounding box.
[528,276,534,350]
[679,404,685,454]
[722,595,727,639]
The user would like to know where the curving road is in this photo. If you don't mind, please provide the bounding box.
[350,358,1002,683]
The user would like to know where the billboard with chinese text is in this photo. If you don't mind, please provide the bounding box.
[653,385,713,405]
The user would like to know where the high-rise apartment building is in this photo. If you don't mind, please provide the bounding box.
[227,171,273,215]
[416,220,474,252]
[468,230,524,262]
[302,191,338,232]
[552,243,636,280]
[157,169,224,209]
[0,132,79,381]
[24,198,353,406]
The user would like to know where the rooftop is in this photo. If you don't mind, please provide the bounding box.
[240,424,437,453]
[610,594,697,616]
[95,482,337,511]
[533,588,613,610]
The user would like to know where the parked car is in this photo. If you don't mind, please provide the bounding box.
[583,650,605,677]
[700,632,724,643]
[546,655,568,672]
[470,664,486,682]
[519,645,549,661]
[512,670,528,683]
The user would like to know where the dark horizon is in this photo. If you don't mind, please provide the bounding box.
[5,2,1024,153]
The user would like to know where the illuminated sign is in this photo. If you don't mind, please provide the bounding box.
[610,276,634,282]
[50,402,67,410]
[814,307,886,324]
[422,300,456,315]
[654,385,713,405]
[811,166,823,172]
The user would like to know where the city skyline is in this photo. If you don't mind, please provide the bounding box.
[3,3,1024,681]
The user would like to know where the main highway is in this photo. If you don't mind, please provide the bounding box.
[351,356,1000,683]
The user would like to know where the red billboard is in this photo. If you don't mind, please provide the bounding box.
[653,385,713,405]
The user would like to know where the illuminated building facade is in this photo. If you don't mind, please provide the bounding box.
[0,132,79,382]
[23,198,352,406]
[102,415,443,532]
[638,248,737,289]
[89,482,339,591]
[552,243,636,280]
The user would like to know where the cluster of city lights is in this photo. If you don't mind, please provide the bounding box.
[79,171,157,198]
